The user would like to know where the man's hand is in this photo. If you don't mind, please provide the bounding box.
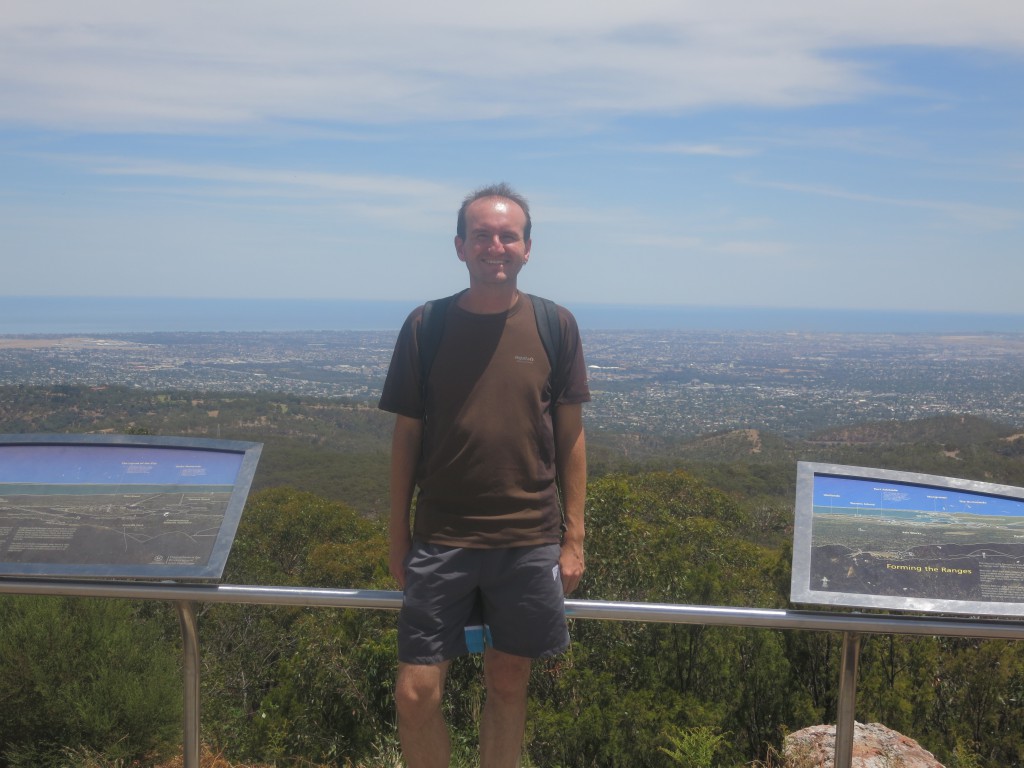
[559,539,585,595]
[553,402,587,596]
[389,531,412,590]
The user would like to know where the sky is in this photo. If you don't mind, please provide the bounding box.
[2,1,1023,313]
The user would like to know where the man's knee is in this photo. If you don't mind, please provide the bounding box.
[483,650,532,701]
[396,662,448,723]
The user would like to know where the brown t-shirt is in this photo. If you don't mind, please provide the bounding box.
[379,294,590,548]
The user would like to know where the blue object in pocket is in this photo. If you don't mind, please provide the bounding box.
[463,595,492,654]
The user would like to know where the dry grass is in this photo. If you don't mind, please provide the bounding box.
[154,750,262,768]
[148,745,331,768]
[148,743,402,768]
[64,738,405,768]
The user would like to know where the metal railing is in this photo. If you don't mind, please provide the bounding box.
[3,578,1023,768]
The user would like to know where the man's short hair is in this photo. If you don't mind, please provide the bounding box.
[456,183,532,241]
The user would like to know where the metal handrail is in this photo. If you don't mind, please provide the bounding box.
[2,578,1023,639]
[4,578,1023,768]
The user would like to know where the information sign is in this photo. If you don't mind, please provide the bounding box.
[0,434,261,580]
[791,461,1024,616]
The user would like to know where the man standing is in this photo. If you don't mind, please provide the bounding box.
[379,183,589,767]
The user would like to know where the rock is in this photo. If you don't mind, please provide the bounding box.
[784,722,943,767]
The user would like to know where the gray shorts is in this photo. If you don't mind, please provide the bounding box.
[398,542,569,665]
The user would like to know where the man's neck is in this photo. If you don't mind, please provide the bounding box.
[457,284,521,314]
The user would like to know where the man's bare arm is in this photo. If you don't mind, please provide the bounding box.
[554,402,586,594]
[389,413,423,589]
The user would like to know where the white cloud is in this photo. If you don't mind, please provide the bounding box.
[622,233,791,258]
[714,240,792,257]
[87,158,460,235]
[747,177,1024,230]
[642,143,756,157]
[91,158,450,198]
[630,234,704,249]
[2,1,1022,132]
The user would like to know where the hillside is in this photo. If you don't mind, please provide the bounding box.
[3,385,1024,519]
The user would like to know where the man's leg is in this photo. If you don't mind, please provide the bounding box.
[396,660,452,768]
[479,648,532,768]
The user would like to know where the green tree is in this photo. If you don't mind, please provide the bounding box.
[529,471,789,766]
[0,596,180,767]
[857,634,938,738]
[197,487,394,763]
[929,638,1024,767]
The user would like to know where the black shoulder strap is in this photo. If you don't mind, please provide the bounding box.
[417,292,565,403]
[417,293,458,402]
[527,293,560,370]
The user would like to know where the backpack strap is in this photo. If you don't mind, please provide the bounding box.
[417,293,458,405]
[526,294,565,403]
[527,294,569,527]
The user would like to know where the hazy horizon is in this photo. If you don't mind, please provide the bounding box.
[3,295,1024,335]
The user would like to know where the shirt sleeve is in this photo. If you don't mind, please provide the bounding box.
[556,306,591,406]
[378,306,426,418]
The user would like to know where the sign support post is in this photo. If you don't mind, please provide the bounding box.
[834,631,861,768]
[177,601,201,768]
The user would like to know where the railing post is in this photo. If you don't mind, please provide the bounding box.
[176,601,201,768]
[834,631,861,768]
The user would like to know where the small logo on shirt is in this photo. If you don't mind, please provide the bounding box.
[514,355,535,364]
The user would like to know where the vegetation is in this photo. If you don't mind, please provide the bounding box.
[1,387,1023,765]
[0,597,180,766]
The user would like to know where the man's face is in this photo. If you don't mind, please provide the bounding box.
[455,196,531,288]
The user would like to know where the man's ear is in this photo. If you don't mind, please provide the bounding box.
[455,235,467,262]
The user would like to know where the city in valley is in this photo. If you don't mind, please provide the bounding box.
[2,329,1024,439]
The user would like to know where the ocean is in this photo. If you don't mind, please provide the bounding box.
[2,296,1024,335]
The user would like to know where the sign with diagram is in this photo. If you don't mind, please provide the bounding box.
[0,434,261,580]
[791,461,1024,617]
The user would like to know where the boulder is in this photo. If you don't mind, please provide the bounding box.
[784,722,943,768]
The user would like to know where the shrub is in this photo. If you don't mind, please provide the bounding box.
[0,596,181,766]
